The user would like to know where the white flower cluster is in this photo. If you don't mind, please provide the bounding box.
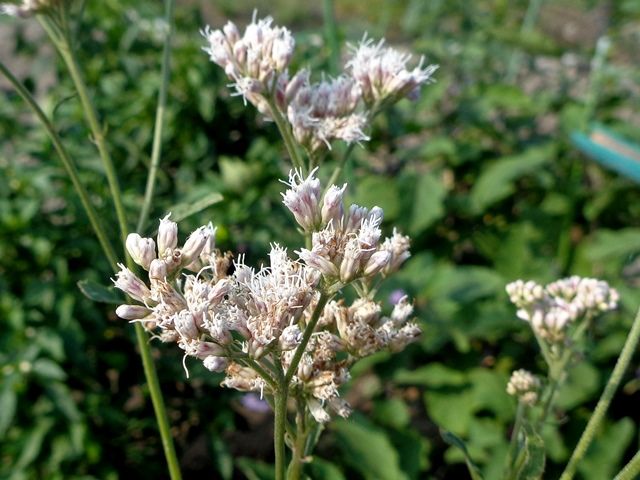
[0,0,52,17]
[113,171,419,423]
[506,276,619,343]
[506,369,541,406]
[202,13,437,153]
[282,168,411,283]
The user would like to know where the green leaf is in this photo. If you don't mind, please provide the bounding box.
[373,398,411,429]
[33,358,67,382]
[409,171,446,235]
[333,417,408,480]
[168,191,224,223]
[235,458,275,480]
[211,435,233,480]
[515,423,546,480]
[577,418,634,480]
[469,144,554,213]
[556,362,600,410]
[441,430,483,480]
[351,175,401,222]
[77,279,123,304]
[0,375,18,436]
[395,363,467,388]
[307,458,347,480]
[13,418,55,471]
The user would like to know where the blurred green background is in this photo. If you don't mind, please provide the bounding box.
[1,0,640,478]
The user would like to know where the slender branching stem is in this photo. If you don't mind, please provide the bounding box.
[324,143,354,196]
[614,449,640,480]
[285,292,330,384]
[560,306,640,480]
[274,388,289,480]
[136,0,175,233]
[0,60,119,271]
[505,401,525,478]
[266,97,306,174]
[287,397,309,480]
[38,12,182,479]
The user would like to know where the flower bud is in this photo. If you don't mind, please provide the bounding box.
[203,355,228,372]
[116,304,151,320]
[506,369,540,406]
[149,258,168,281]
[157,214,178,257]
[297,248,339,277]
[194,341,225,359]
[113,264,151,302]
[181,226,210,268]
[174,311,199,340]
[126,233,156,270]
[285,69,309,103]
[363,250,391,277]
[279,324,302,351]
[340,240,363,283]
[321,184,346,227]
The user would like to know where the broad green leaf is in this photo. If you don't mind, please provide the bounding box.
[409,171,446,235]
[211,435,234,480]
[441,430,483,480]
[77,279,123,304]
[13,418,55,471]
[395,363,467,388]
[0,375,18,436]
[168,191,224,223]
[425,389,475,435]
[235,458,274,480]
[389,429,431,479]
[516,423,546,480]
[469,144,554,213]
[351,175,401,221]
[307,458,347,480]
[33,358,67,382]
[556,362,600,410]
[333,417,408,480]
[583,228,640,262]
[373,398,411,429]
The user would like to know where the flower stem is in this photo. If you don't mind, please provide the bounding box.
[274,388,289,480]
[323,143,354,196]
[322,0,340,75]
[266,97,306,174]
[505,401,525,478]
[39,13,182,479]
[39,15,130,246]
[614,449,640,480]
[287,398,309,480]
[285,292,330,384]
[0,59,118,271]
[136,0,175,234]
[560,306,640,480]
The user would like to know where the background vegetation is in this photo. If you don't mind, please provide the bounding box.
[1,0,640,478]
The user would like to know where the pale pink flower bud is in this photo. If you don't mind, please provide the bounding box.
[126,233,156,270]
[308,398,331,423]
[194,341,225,359]
[116,304,151,320]
[281,168,322,231]
[181,226,210,268]
[363,250,391,277]
[285,69,310,103]
[223,21,240,45]
[340,240,363,283]
[203,356,228,372]
[149,258,168,281]
[280,324,302,351]
[157,213,178,257]
[113,264,151,302]
[321,184,346,227]
[506,369,540,406]
[390,296,414,324]
[297,248,339,277]
[174,311,200,340]
[207,278,232,305]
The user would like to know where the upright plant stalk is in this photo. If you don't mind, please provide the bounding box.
[506,0,544,82]
[0,60,118,271]
[322,0,340,75]
[560,306,640,480]
[136,0,175,233]
[38,12,182,479]
[266,97,306,173]
[614,450,640,480]
[274,389,289,480]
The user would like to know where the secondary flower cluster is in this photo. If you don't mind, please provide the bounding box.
[0,0,52,17]
[202,13,437,153]
[506,369,541,406]
[506,276,619,343]
[113,171,419,423]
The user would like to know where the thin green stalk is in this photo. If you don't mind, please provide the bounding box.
[266,97,306,173]
[287,398,309,480]
[560,306,640,480]
[285,292,330,384]
[537,376,560,429]
[274,389,288,480]
[614,449,640,480]
[323,143,354,196]
[506,0,544,82]
[39,13,182,479]
[505,402,525,478]
[136,0,175,234]
[40,15,129,245]
[322,0,340,75]
[0,60,118,271]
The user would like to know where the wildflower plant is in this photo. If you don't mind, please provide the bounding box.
[4,2,640,480]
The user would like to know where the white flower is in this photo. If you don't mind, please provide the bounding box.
[346,34,438,106]
[507,369,540,406]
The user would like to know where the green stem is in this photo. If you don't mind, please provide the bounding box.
[505,402,525,478]
[40,15,129,246]
[287,398,309,480]
[136,0,175,234]
[266,97,306,173]
[285,293,330,384]
[537,375,561,429]
[323,143,355,196]
[506,0,544,82]
[274,389,288,480]
[0,60,119,271]
[133,323,182,479]
[614,450,640,480]
[560,306,640,480]
[39,14,182,479]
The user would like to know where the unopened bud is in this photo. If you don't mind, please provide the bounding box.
[321,184,346,227]
[280,324,302,351]
[363,250,391,277]
[157,213,178,257]
[116,304,151,320]
[126,233,156,270]
[203,355,228,372]
[113,264,151,302]
[149,258,168,281]
[181,226,210,268]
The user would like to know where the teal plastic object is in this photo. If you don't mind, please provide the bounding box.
[571,125,640,184]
